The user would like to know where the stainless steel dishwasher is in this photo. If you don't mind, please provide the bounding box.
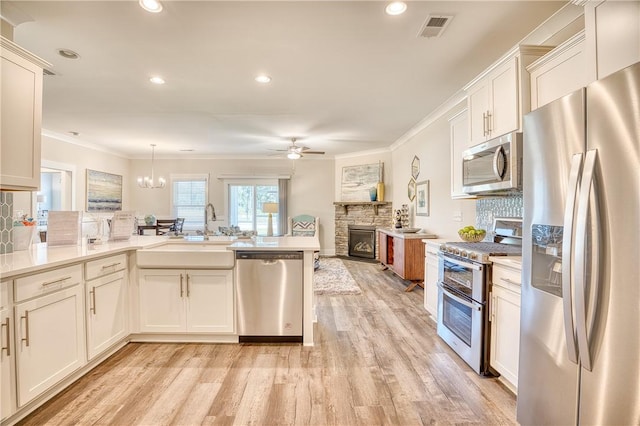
[235,251,303,342]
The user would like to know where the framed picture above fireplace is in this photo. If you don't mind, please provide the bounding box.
[416,180,430,216]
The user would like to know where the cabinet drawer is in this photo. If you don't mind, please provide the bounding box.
[492,264,521,292]
[85,254,127,281]
[15,265,82,302]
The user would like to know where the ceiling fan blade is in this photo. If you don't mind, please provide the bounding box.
[302,151,325,155]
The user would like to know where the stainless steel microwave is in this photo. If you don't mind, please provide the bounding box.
[461,132,522,194]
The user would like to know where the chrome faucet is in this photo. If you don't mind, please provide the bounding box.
[205,203,216,227]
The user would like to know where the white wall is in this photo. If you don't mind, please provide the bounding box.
[41,135,131,215]
[129,157,336,255]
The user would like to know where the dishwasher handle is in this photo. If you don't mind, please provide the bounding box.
[235,251,303,261]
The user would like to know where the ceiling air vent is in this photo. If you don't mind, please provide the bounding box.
[418,15,453,38]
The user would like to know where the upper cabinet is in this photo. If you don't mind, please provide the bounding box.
[449,109,475,199]
[528,31,587,110]
[585,0,640,82]
[0,37,50,191]
[465,46,553,148]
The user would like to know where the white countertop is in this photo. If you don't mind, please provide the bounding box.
[489,256,523,269]
[0,235,320,279]
[227,236,320,251]
[377,228,438,239]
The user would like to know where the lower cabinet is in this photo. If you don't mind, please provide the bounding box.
[86,270,128,360]
[14,284,86,407]
[139,269,234,333]
[1,280,15,421]
[489,263,521,393]
[423,243,440,318]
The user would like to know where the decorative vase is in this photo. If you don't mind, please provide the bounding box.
[376,181,385,202]
[144,214,156,225]
[369,187,377,201]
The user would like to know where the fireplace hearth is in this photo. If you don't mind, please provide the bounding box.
[348,225,376,259]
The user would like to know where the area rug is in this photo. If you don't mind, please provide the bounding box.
[314,257,362,295]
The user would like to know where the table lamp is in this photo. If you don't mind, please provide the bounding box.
[263,202,279,236]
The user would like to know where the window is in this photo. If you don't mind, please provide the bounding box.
[228,182,278,235]
[171,174,208,231]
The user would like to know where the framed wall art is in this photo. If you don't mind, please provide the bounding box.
[86,169,123,212]
[416,180,430,216]
[408,178,416,201]
[340,162,382,201]
[411,155,420,180]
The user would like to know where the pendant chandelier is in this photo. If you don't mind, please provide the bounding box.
[137,144,166,189]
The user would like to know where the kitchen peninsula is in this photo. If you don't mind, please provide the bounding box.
[0,234,319,425]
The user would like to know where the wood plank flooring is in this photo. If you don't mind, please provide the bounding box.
[18,259,516,425]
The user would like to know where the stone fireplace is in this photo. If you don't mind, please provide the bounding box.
[334,202,392,258]
[348,225,376,259]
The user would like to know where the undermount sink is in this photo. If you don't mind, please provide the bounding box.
[137,240,235,269]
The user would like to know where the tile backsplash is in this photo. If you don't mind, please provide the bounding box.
[476,194,523,239]
[0,192,14,254]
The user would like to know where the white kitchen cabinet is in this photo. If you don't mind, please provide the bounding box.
[85,261,128,360]
[139,269,234,334]
[449,109,476,199]
[489,262,522,394]
[1,280,15,421]
[585,0,640,82]
[529,31,587,110]
[0,37,49,191]
[423,242,440,318]
[465,46,552,147]
[14,275,85,407]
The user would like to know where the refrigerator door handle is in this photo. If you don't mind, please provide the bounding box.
[574,149,598,371]
[562,153,583,364]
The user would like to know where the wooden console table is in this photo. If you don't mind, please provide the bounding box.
[377,228,437,292]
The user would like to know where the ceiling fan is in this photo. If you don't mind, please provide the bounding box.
[271,138,325,159]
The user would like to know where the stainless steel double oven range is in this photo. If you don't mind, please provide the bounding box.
[437,218,522,374]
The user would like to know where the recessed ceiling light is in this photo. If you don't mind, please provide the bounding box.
[385,1,407,15]
[179,149,194,152]
[139,0,163,13]
[57,48,80,59]
[255,75,272,84]
[149,76,165,85]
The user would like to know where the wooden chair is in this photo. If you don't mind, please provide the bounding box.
[156,219,176,235]
[287,214,320,269]
[171,218,185,233]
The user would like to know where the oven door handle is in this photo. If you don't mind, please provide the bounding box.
[440,254,482,271]
[438,283,482,311]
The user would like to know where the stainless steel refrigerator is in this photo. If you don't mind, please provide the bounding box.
[518,62,640,425]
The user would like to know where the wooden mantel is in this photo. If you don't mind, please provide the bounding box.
[333,201,391,216]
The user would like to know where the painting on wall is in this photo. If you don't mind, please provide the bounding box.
[86,169,123,212]
[341,162,382,201]
[416,180,430,216]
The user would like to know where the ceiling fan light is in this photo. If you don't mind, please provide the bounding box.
[287,152,301,160]
[385,1,407,15]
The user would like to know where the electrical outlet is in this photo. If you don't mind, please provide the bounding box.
[452,211,463,222]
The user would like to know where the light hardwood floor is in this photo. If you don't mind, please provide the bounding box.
[19,259,516,425]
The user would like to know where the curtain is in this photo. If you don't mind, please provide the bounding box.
[278,178,288,234]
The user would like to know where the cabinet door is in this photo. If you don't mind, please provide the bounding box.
[185,270,234,333]
[587,0,640,80]
[424,252,439,318]
[449,109,475,199]
[391,237,405,278]
[490,284,521,393]
[15,285,85,407]
[467,79,490,146]
[139,269,185,332]
[86,270,128,360]
[377,231,387,263]
[489,57,519,138]
[0,45,43,191]
[1,305,15,421]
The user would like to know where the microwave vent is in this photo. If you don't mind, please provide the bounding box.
[419,15,453,38]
